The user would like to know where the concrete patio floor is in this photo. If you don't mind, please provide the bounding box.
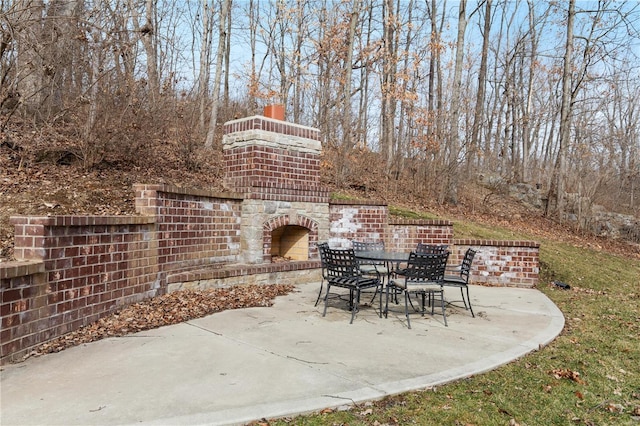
[0,282,565,426]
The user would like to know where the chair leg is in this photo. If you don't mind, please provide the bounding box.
[427,289,447,326]
[369,289,377,304]
[322,283,332,317]
[314,280,324,306]
[368,272,383,304]
[350,288,360,324]
[440,290,448,326]
[384,284,390,318]
[459,287,468,310]
[349,288,356,310]
[404,291,412,329]
[465,286,475,318]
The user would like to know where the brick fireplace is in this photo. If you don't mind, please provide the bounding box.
[223,115,330,264]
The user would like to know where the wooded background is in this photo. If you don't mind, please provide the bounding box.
[2,0,639,229]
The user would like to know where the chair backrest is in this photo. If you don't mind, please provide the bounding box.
[415,243,449,254]
[318,242,329,278]
[324,247,360,278]
[403,251,449,283]
[352,241,386,266]
[459,248,477,279]
[318,242,329,261]
[352,241,385,252]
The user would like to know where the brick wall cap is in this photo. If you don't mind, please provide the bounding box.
[453,239,540,248]
[9,215,156,226]
[0,260,45,280]
[329,199,387,206]
[389,218,453,226]
[134,183,244,200]
[224,115,318,133]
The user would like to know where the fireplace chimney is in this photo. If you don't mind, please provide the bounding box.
[222,115,330,264]
[263,104,285,121]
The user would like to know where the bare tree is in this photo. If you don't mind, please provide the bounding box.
[468,0,491,174]
[128,0,160,101]
[198,0,215,130]
[442,0,468,205]
[340,0,361,157]
[204,0,231,149]
[380,0,398,169]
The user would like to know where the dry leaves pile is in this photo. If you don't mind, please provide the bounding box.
[549,368,586,384]
[28,284,294,360]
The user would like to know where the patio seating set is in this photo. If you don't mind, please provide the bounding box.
[316,241,477,328]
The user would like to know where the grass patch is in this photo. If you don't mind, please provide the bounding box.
[452,219,525,240]
[259,219,640,426]
[330,192,358,201]
[389,205,440,220]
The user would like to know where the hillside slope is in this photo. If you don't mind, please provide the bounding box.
[1,126,638,262]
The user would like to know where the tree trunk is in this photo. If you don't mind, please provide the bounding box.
[341,0,360,155]
[469,0,490,175]
[129,0,160,101]
[204,0,231,149]
[14,0,45,112]
[444,0,467,205]
[198,1,214,131]
[223,0,232,109]
[381,0,397,170]
[553,0,575,220]
[521,0,539,183]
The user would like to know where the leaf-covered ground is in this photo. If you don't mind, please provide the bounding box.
[26,284,294,361]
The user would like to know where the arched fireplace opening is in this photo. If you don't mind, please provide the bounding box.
[270,225,309,261]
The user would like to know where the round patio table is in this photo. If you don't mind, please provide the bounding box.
[354,250,410,264]
[354,250,410,279]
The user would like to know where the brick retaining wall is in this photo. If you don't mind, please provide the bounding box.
[0,115,542,364]
[388,219,454,251]
[453,239,540,288]
[1,192,541,364]
[329,200,389,247]
[134,184,243,271]
[1,261,45,362]
[2,216,158,363]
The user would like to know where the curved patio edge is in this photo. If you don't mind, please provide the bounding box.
[1,285,565,426]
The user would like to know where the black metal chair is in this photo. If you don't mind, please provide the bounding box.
[352,241,389,280]
[315,242,330,306]
[352,240,389,303]
[386,251,449,328]
[394,243,447,278]
[322,247,383,324]
[443,248,477,317]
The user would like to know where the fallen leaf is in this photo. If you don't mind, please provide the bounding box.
[549,368,585,384]
[605,403,625,413]
[28,285,295,358]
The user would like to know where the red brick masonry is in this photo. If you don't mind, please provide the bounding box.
[1,188,539,364]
